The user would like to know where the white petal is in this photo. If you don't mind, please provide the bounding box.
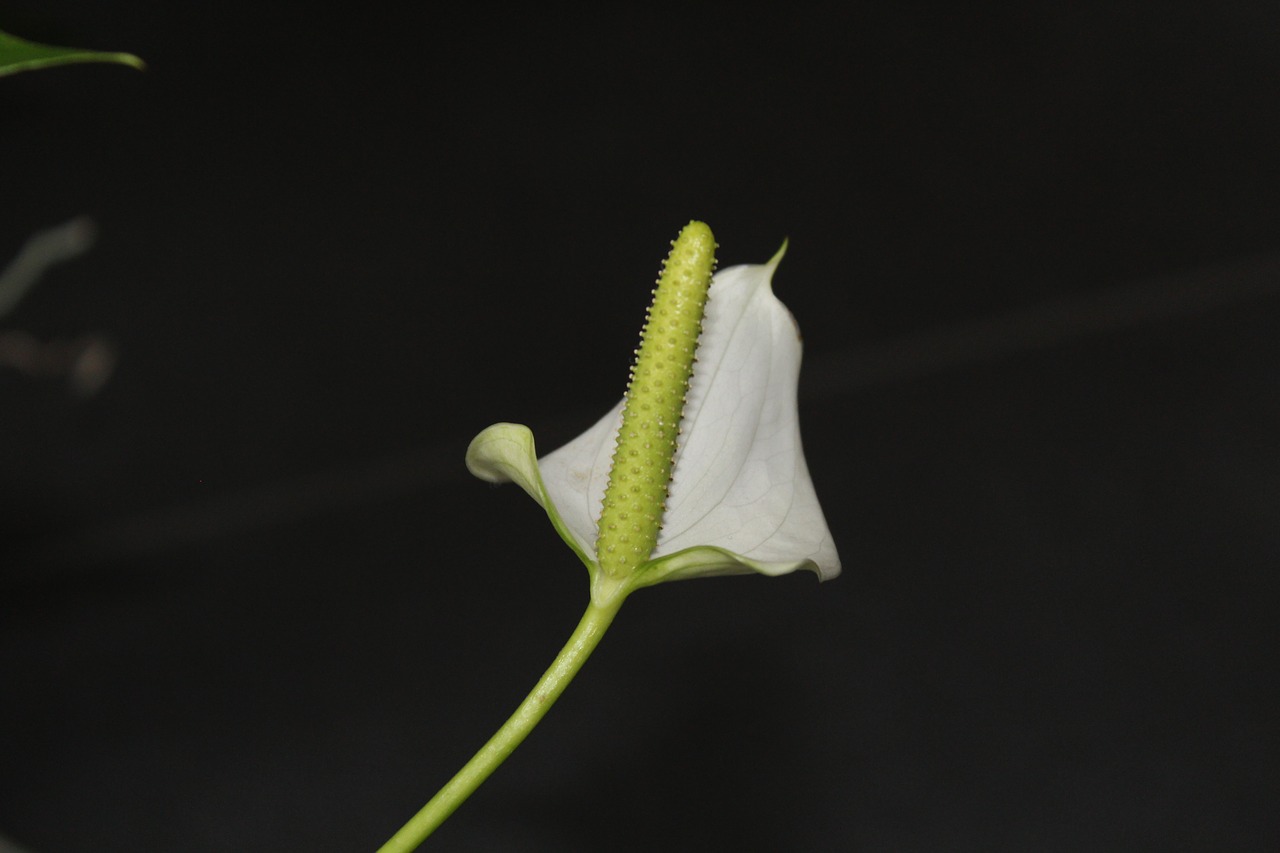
[658,251,840,580]
[537,250,840,582]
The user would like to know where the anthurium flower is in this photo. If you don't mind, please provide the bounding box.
[466,224,839,603]
[381,223,840,851]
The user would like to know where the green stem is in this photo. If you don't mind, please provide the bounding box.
[377,594,626,852]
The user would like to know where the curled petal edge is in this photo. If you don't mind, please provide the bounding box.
[465,422,595,571]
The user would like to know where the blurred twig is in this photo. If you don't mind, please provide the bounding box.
[0,217,96,319]
[0,217,116,395]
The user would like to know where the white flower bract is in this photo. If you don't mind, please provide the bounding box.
[466,246,840,590]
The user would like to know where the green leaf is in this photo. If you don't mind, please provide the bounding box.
[0,27,143,77]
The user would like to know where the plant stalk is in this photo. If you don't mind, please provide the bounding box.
[377,594,625,852]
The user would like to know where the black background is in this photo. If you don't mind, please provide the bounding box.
[2,4,1278,851]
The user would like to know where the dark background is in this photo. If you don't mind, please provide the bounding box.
[2,4,1277,851]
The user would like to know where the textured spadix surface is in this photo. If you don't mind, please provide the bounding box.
[594,221,716,579]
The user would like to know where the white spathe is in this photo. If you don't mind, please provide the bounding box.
[466,247,840,588]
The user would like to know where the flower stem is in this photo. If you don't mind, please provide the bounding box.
[377,594,626,852]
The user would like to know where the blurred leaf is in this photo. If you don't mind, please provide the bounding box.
[0,27,143,77]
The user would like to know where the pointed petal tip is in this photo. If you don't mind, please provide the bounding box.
[766,238,789,272]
